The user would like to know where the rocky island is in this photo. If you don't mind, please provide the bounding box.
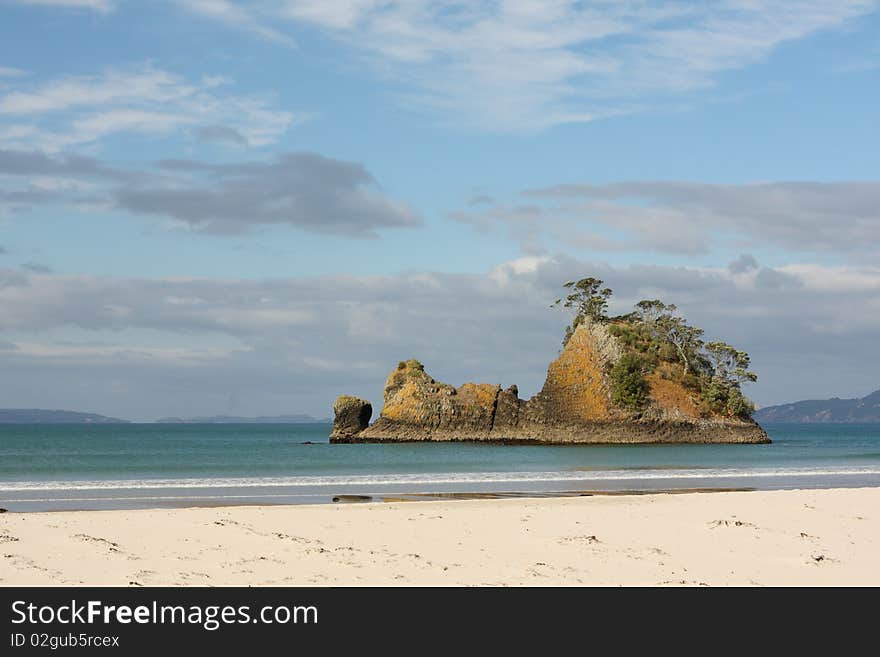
[331,277,769,445]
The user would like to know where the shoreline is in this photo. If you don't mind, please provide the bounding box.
[1,486,878,586]
[3,485,759,513]
[4,474,880,512]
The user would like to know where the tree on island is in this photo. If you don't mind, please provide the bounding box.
[633,298,675,325]
[552,277,613,346]
[704,341,757,387]
[632,299,705,375]
[702,341,757,417]
[658,315,705,376]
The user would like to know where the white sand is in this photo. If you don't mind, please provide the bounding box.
[1,487,877,586]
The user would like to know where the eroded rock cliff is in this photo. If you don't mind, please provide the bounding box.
[331,322,769,444]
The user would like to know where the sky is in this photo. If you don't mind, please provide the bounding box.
[0,0,878,421]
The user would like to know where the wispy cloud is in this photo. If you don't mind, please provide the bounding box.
[172,1,878,131]
[11,341,248,365]
[9,0,114,12]
[455,180,880,258]
[173,0,294,46]
[0,64,300,151]
[19,261,52,274]
[0,147,129,215]
[0,66,26,78]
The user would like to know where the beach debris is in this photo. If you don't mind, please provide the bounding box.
[709,519,756,529]
[812,554,825,562]
[559,534,600,545]
[74,533,122,552]
[0,508,7,513]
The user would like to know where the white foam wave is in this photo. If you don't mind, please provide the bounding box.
[2,466,880,492]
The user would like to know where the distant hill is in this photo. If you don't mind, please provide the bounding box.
[755,389,880,423]
[0,409,129,424]
[155,414,330,424]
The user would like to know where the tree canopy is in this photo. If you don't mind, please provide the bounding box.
[552,277,613,322]
[552,277,613,347]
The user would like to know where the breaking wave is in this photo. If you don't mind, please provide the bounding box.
[3,465,880,492]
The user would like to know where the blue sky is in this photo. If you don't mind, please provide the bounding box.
[1,1,878,420]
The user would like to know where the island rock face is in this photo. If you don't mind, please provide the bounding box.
[329,396,372,440]
[331,323,769,444]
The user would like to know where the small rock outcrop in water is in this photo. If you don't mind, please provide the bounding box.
[331,321,769,445]
[330,396,372,440]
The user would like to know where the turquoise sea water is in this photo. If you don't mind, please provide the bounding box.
[1,423,879,510]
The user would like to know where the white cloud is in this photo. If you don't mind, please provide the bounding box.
[10,0,114,11]
[0,66,26,78]
[12,341,248,364]
[778,264,880,292]
[174,1,878,131]
[456,180,880,258]
[0,65,299,151]
[0,67,198,114]
[488,255,551,285]
[173,0,294,46]
[277,0,379,30]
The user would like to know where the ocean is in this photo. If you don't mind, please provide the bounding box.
[1,423,879,511]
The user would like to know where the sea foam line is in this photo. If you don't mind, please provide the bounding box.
[2,466,880,492]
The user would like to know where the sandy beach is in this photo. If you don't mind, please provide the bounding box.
[1,487,877,586]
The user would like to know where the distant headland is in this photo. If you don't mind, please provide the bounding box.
[755,389,880,423]
[332,276,769,445]
[0,409,129,424]
[0,410,329,425]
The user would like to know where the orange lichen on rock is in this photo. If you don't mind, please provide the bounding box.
[457,382,498,409]
[375,360,499,432]
[645,367,701,418]
[535,322,614,421]
[379,360,451,426]
[448,383,500,431]
[381,379,432,423]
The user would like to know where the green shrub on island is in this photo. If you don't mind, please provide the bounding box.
[609,353,650,411]
[554,277,758,420]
